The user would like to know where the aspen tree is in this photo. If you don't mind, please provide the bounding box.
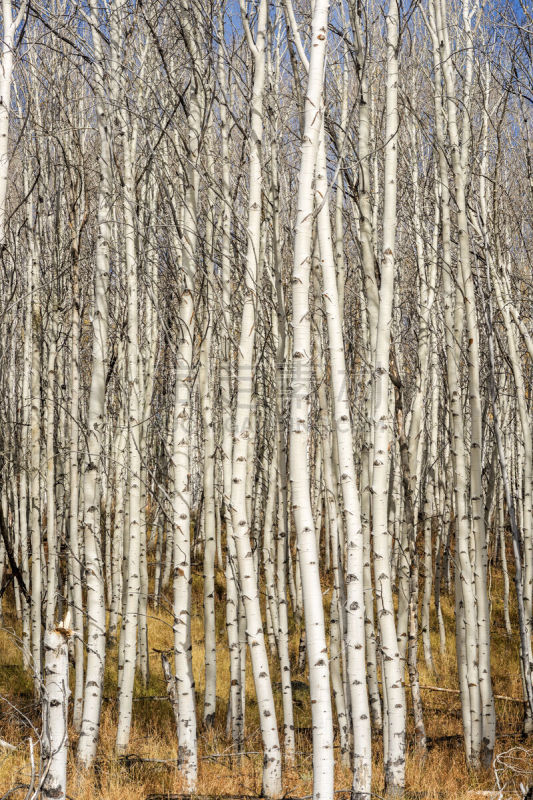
[0,0,27,244]
[200,147,217,727]
[267,39,296,753]
[423,0,481,762]
[433,0,495,763]
[115,29,147,751]
[345,3,383,733]
[404,106,437,676]
[137,175,159,689]
[289,0,334,796]
[19,294,32,669]
[313,285,350,768]
[42,617,71,800]
[26,166,42,694]
[316,127,372,797]
[45,323,57,631]
[77,0,114,766]
[217,24,243,742]
[109,424,126,639]
[168,2,206,784]
[370,0,406,791]
[229,0,281,793]
[65,137,87,731]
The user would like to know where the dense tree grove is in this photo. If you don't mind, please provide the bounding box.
[0,0,533,798]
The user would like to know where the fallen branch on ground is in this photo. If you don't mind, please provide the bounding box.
[419,684,524,704]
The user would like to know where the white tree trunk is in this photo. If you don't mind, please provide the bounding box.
[370,1,406,792]
[116,100,143,752]
[42,618,71,800]
[169,20,202,780]
[0,0,26,244]
[230,1,281,794]
[200,235,217,728]
[77,0,114,767]
[289,2,334,797]
[316,129,371,798]
[45,329,57,630]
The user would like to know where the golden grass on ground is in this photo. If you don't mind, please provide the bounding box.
[0,564,531,800]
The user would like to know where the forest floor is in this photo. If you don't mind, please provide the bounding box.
[0,565,531,800]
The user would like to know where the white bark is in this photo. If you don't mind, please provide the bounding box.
[27,175,42,695]
[116,81,144,751]
[0,0,26,244]
[370,1,406,792]
[436,0,494,759]
[217,15,244,750]
[42,618,71,800]
[169,11,203,782]
[200,215,217,728]
[45,328,57,631]
[289,2,334,797]
[230,1,281,793]
[316,129,371,798]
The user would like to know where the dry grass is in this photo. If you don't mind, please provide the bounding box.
[0,562,531,800]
